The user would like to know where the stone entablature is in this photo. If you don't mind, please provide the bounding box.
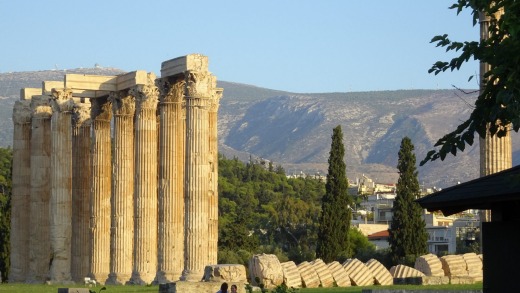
[10,54,221,285]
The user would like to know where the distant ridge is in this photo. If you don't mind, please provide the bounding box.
[1,68,518,188]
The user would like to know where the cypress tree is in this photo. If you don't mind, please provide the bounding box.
[316,125,352,262]
[388,137,428,265]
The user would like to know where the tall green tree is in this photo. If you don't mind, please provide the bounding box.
[316,125,352,262]
[422,0,520,165]
[388,137,427,265]
[0,147,12,282]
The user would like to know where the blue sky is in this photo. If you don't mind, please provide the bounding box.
[1,1,478,93]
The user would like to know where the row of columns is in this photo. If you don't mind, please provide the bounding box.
[9,56,222,284]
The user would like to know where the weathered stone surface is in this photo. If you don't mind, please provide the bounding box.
[440,255,467,278]
[9,100,32,282]
[20,88,41,100]
[414,253,444,277]
[392,275,449,285]
[390,265,425,278]
[365,259,392,286]
[296,261,320,288]
[327,261,351,287]
[342,258,374,286]
[463,253,482,282]
[249,254,284,289]
[161,54,209,77]
[280,261,302,288]
[157,77,185,283]
[159,281,245,293]
[310,259,334,287]
[450,275,476,284]
[203,264,247,283]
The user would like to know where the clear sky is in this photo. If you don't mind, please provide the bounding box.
[1,0,479,93]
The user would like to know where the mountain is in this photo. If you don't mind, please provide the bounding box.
[1,68,519,188]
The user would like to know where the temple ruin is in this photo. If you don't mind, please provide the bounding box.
[9,54,222,284]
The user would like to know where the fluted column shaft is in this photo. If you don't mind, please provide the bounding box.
[131,75,159,285]
[182,71,211,281]
[10,100,32,282]
[49,89,74,283]
[89,97,112,283]
[157,77,185,282]
[478,8,511,224]
[208,83,222,265]
[28,95,52,283]
[71,102,92,282]
[107,92,135,285]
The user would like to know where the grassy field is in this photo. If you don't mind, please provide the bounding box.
[0,283,483,293]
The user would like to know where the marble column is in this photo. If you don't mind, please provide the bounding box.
[182,70,212,281]
[130,74,159,285]
[9,100,32,282]
[157,77,185,283]
[207,79,223,265]
[89,97,112,283]
[478,7,510,223]
[49,89,74,283]
[28,95,52,283]
[71,101,92,282]
[106,92,135,285]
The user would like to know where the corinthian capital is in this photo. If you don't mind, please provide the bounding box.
[130,73,159,110]
[186,71,212,99]
[72,102,92,128]
[110,91,136,116]
[51,88,75,113]
[13,100,32,125]
[90,97,112,121]
[31,95,52,119]
[209,88,223,113]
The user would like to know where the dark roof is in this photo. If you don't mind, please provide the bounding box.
[416,165,520,216]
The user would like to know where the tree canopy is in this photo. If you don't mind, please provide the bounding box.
[422,0,520,165]
[0,147,12,282]
[316,125,353,262]
[389,137,428,265]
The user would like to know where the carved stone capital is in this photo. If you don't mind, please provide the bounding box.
[51,88,75,113]
[72,102,92,128]
[130,73,159,111]
[30,95,53,119]
[90,97,112,122]
[110,91,136,116]
[185,71,212,99]
[13,100,32,124]
[209,88,223,113]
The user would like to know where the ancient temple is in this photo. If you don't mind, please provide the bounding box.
[9,54,222,284]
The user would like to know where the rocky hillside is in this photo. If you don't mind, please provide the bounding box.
[1,69,519,188]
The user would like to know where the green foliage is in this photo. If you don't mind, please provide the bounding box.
[218,154,324,263]
[270,283,299,293]
[316,126,353,263]
[422,0,520,165]
[388,138,428,266]
[0,147,12,282]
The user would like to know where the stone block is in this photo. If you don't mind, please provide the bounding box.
[393,276,449,285]
[327,261,351,287]
[414,253,444,277]
[463,252,483,282]
[203,264,247,283]
[310,259,334,287]
[116,71,151,90]
[280,261,302,288]
[57,289,90,293]
[450,275,475,285]
[20,88,42,100]
[440,255,467,277]
[161,54,209,77]
[64,74,117,91]
[389,264,424,278]
[342,258,374,286]
[248,254,283,289]
[159,281,246,293]
[365,259,392,286]
[43,81,65,95]
[296,261,320,288]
